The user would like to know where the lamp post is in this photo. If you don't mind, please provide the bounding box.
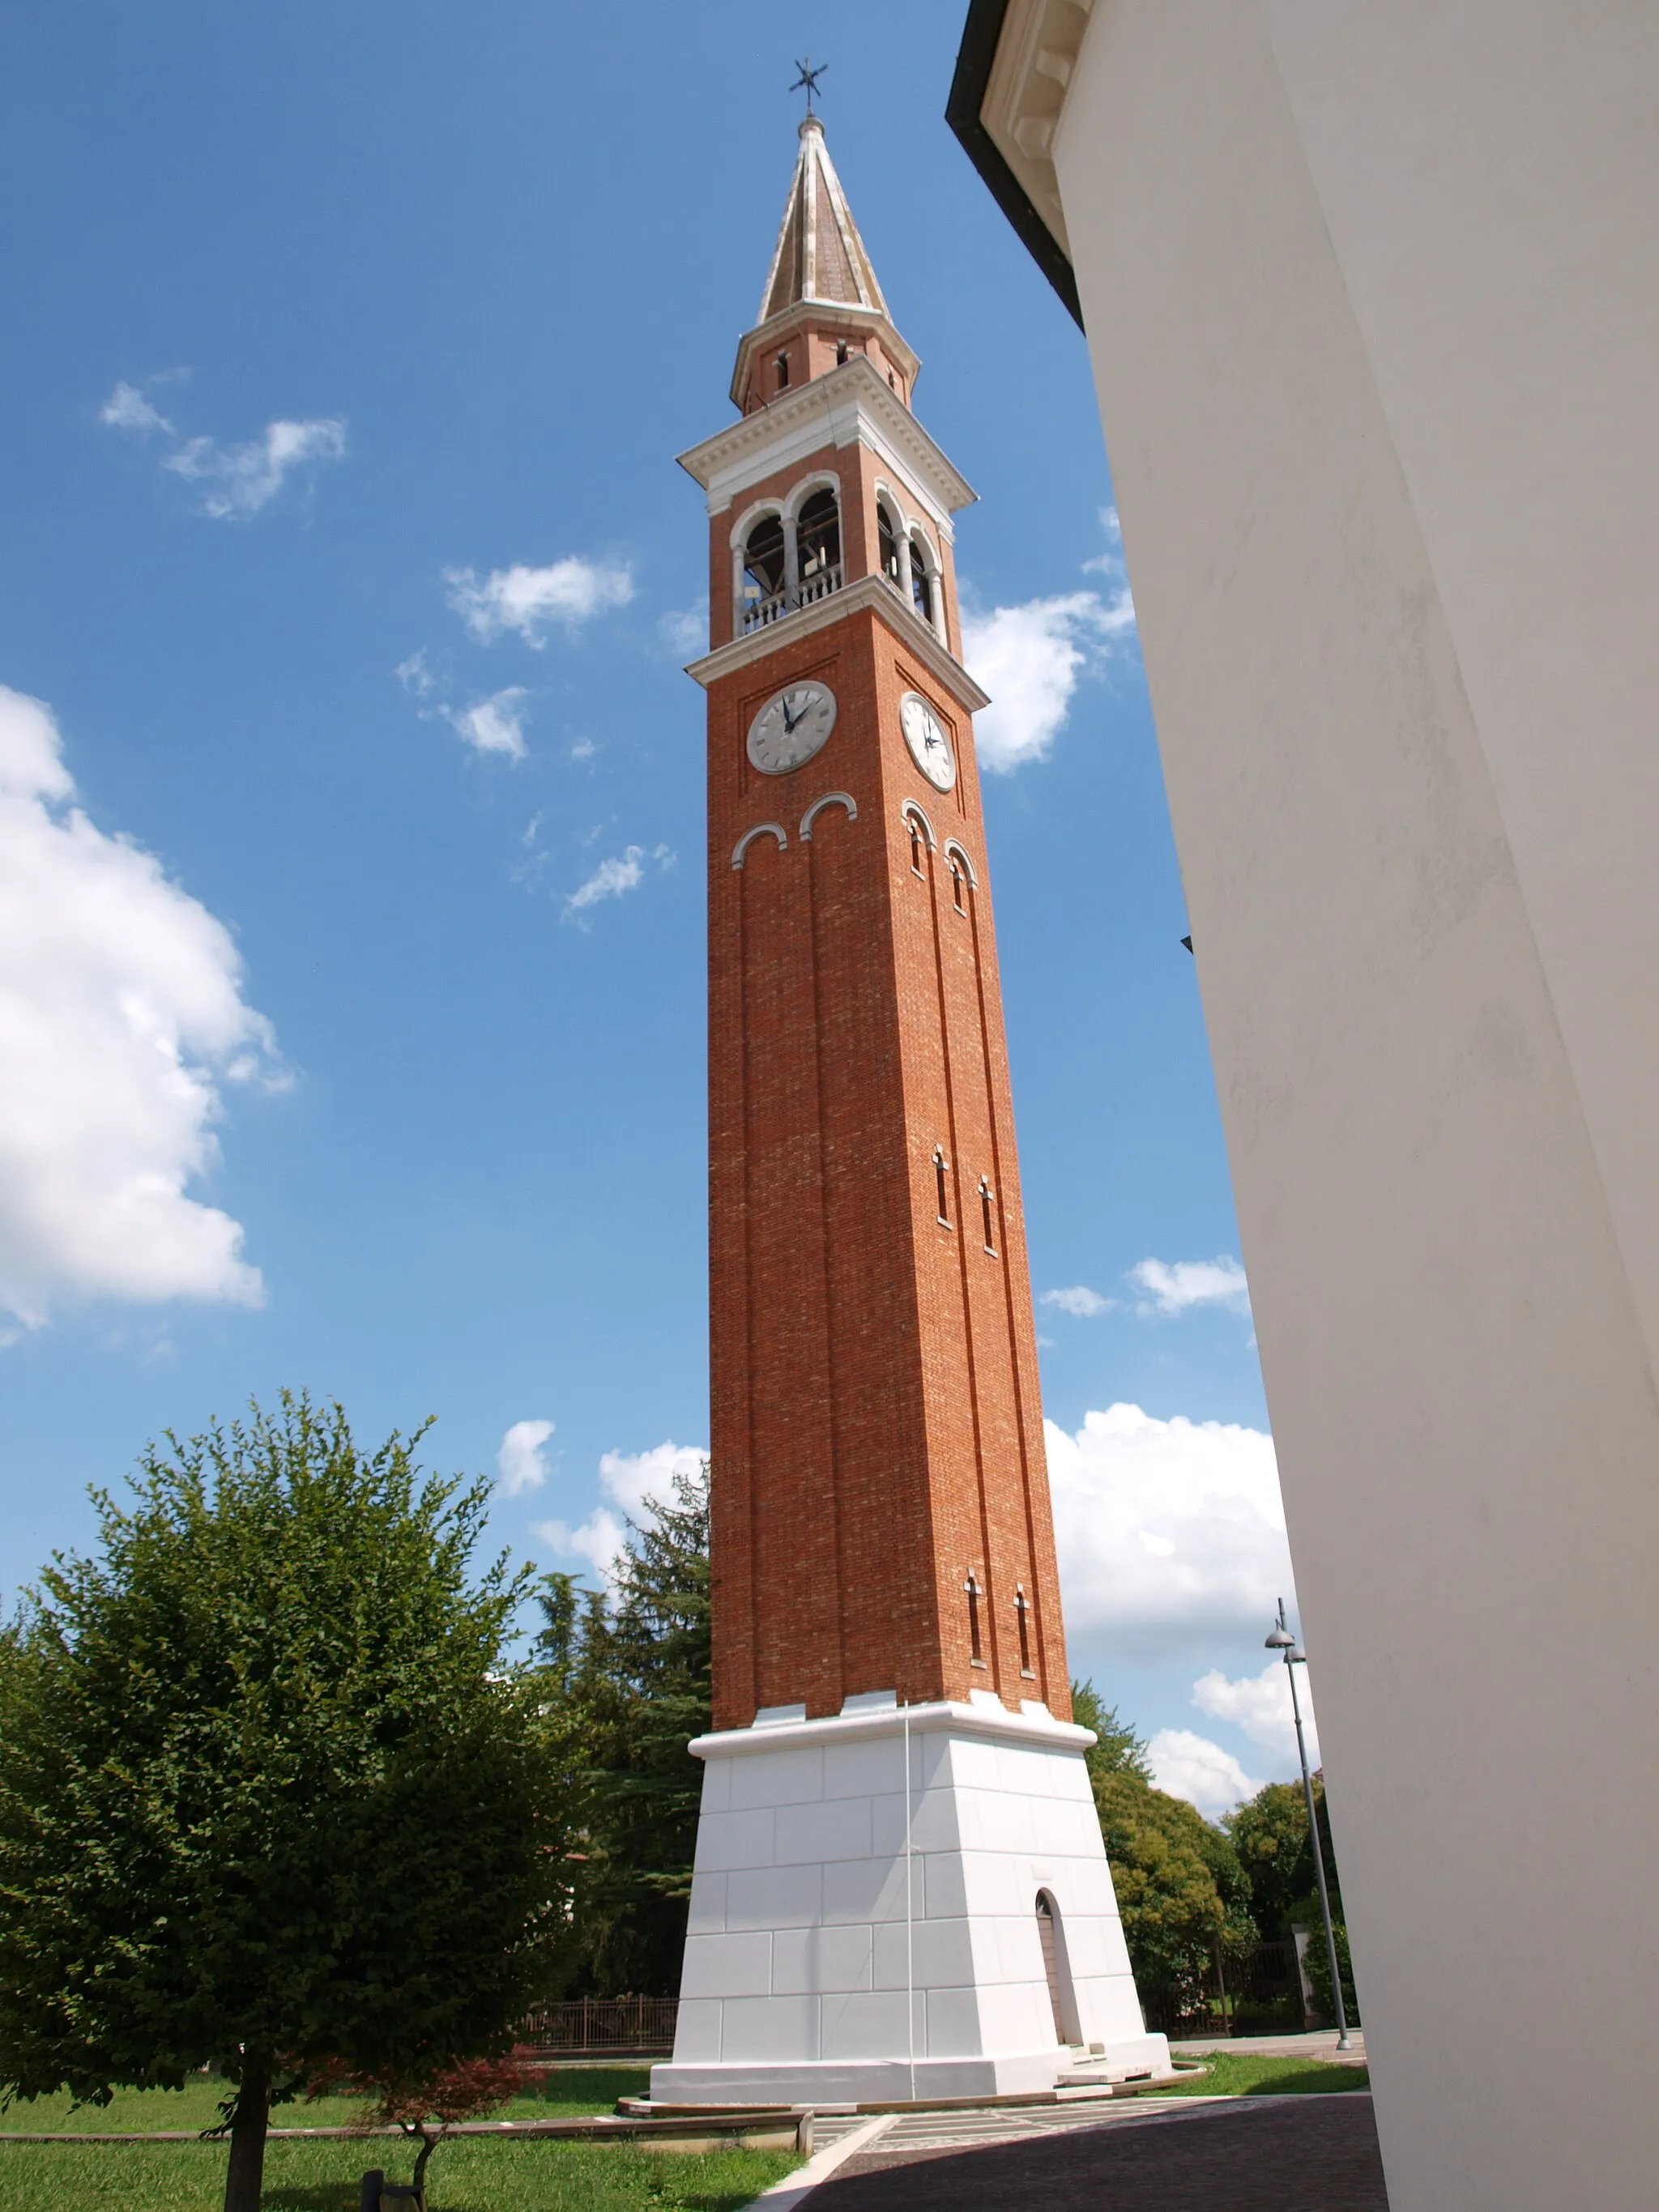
[1266,1598,1351,2051]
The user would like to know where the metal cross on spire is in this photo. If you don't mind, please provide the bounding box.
[790,57,827,117]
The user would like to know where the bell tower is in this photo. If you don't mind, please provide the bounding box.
[652,113,1166,2108]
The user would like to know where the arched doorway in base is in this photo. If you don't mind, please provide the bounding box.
[1035,1890,1081,2046]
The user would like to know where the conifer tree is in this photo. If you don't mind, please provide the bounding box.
[535,1461,711,1997]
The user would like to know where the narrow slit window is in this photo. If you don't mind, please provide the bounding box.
[950,856,966,914]
[934,1147,952,1228]
[776,352,791,390]
[979,1177,997,1254]
[835,339,849,365]
[909,817,925,876]
[966,1572,984,1664]
[1015,1586,1034,1677]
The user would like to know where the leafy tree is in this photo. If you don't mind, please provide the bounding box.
[1072,1680,1252,2019]
[534,1460,711,1997]
[311,2046,536,2206]
[1092,1771,1254,2015]
[1300,1914,1362,2027]
[1069,1680,1153,1783]
[1223,1775,1344,1937]
[0,1395,576,2212]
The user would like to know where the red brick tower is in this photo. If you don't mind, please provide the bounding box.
[655,117,1162,2111]
[681,113,1070,1737]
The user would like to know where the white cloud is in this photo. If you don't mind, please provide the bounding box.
[1130,1255,1252,1318]
[1046,1403,1293,1657]
[443,687,530,761]
[394,650,439,705]
[163,416,346,519]
[100,381,174,435]
[1192,1656,1319,1771]
[568,736,598,762]
[444,558,634,647]
[962,595,1101,773]
[561,842,672,925]
[0,687,280,1328]
[497,1417,554,1497]
[659,603,708,655]
[395,656,530,761]
[961,510,1137,774]
[1041,1284,1111,1318]
[533,1438,706,1592]
[1147,1728,1265,1818]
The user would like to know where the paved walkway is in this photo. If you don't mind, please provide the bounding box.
[1171,2027,1368,2065]
[804,2094,1388,2211]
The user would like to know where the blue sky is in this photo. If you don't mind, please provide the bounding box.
[0,4,1312,1813]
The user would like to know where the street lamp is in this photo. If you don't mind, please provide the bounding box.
[1266,1599,1352,2051]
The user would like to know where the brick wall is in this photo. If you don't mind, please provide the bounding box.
[706,588,1070,1732]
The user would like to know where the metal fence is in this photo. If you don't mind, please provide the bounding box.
[517,1996,679,2056]
[1139,1940,1307,2039]
[518,1941,1306,2056]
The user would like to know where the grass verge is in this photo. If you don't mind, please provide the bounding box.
[1152,2051,1370,2098]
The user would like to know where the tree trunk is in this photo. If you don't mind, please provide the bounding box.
[223,2060,271,2212]
[411,2123,437,2206]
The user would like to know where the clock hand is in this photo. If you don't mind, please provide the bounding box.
[780,697,803,735]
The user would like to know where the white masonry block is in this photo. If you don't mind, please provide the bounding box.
[650,1699,1170,2107]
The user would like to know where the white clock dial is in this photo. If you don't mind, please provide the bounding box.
[900,690,957,791]
[747,681,838,774]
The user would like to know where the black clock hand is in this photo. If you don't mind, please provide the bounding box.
[781,696,803,735]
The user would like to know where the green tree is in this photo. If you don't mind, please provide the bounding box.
[0,1395,576,2212]
[535,1460,711,1997]
[1223,1775,1344,1936]
[1069,1680,1153,1783]
[1071,1680,1252,2020]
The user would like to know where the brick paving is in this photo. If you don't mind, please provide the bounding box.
[807,2095,1389,2210]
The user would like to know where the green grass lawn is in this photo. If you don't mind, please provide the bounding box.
[1151,2050,1370,2098]
[0,2137,798,2212]
[0,2068,800,2210]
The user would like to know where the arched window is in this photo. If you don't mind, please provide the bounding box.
[910,535,934,626]
[835,339,849,366]
[878,501,902,589]
[795,489,842,606]
[909,816,925,876]
[742,514,787,629]
[949,855,966,914]
[776,352,791,390]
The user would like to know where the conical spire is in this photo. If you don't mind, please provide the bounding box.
[757,116,889,325]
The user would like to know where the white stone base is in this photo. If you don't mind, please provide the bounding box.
[651,1696,1169,2108]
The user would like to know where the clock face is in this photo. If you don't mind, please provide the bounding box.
[747,681,838,774]
[900,690,957,791]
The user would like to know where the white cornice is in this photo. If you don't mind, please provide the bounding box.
[979,0,1092,261]
[689,1697,1090,1761]
[678,357,976,531]
[684,570,992,716]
